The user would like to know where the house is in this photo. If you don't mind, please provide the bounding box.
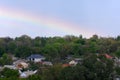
[13,60,28,69]
[16,62,28,69]
[68,58,83,66]
[104,54,113,59]
[113,75,120,80]
[98,53,113,59]
[74,58,83,64]
[3,65,17,70]
[66,55,73,60]
[19,70,37,78]
[27,54,45,62]
[69,60,78,66]
[62,64,70,68]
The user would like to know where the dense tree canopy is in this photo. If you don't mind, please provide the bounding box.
[0,35,119,58]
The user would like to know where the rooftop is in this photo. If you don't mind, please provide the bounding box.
[27,54,45,59]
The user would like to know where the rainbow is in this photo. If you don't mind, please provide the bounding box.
[0,8,94,38]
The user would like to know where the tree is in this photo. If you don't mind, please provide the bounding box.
[83,54,114,80]
[27,75,41,80]
[0,53,12,66]
[1,68,19,78]
[115,66,120,75]
[42,64,62,80]
[60,65,86,80]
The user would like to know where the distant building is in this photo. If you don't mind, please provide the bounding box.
[62,64,70,68]
[19,70,37,78]
[4,65,17,70]
[113,75,120,80]
[97,53,113,59]
[69,60,78,66]
[13,60,28,69]
[104,54,113,59]
[27,54,45,62]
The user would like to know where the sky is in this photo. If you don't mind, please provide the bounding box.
[0,0,120,38]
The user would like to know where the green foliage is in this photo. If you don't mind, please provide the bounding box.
[115,67,120,75]
[27,75,41,80]
[0,53,13,66]
[0,68,19,78]
[83,54,114,80]
[60,65,86,80]
[0,35,118,59]
[115,48,120,57]
[28,62,41,71]
[42,64,62,80]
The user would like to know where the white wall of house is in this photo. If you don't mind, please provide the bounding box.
[34,58,42,62]
[28,57,45,62]
[29,58,45,62]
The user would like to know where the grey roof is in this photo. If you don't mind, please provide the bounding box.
[27,54,45,59]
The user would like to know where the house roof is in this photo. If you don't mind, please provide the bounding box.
[62,64,70,67]
[104,54,113,59]
[27,54,45,59]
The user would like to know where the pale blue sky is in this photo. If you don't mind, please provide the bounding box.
[0,0,120,38]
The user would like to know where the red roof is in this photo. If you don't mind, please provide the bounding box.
[62,64,70,68]
[104,54,113,59]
